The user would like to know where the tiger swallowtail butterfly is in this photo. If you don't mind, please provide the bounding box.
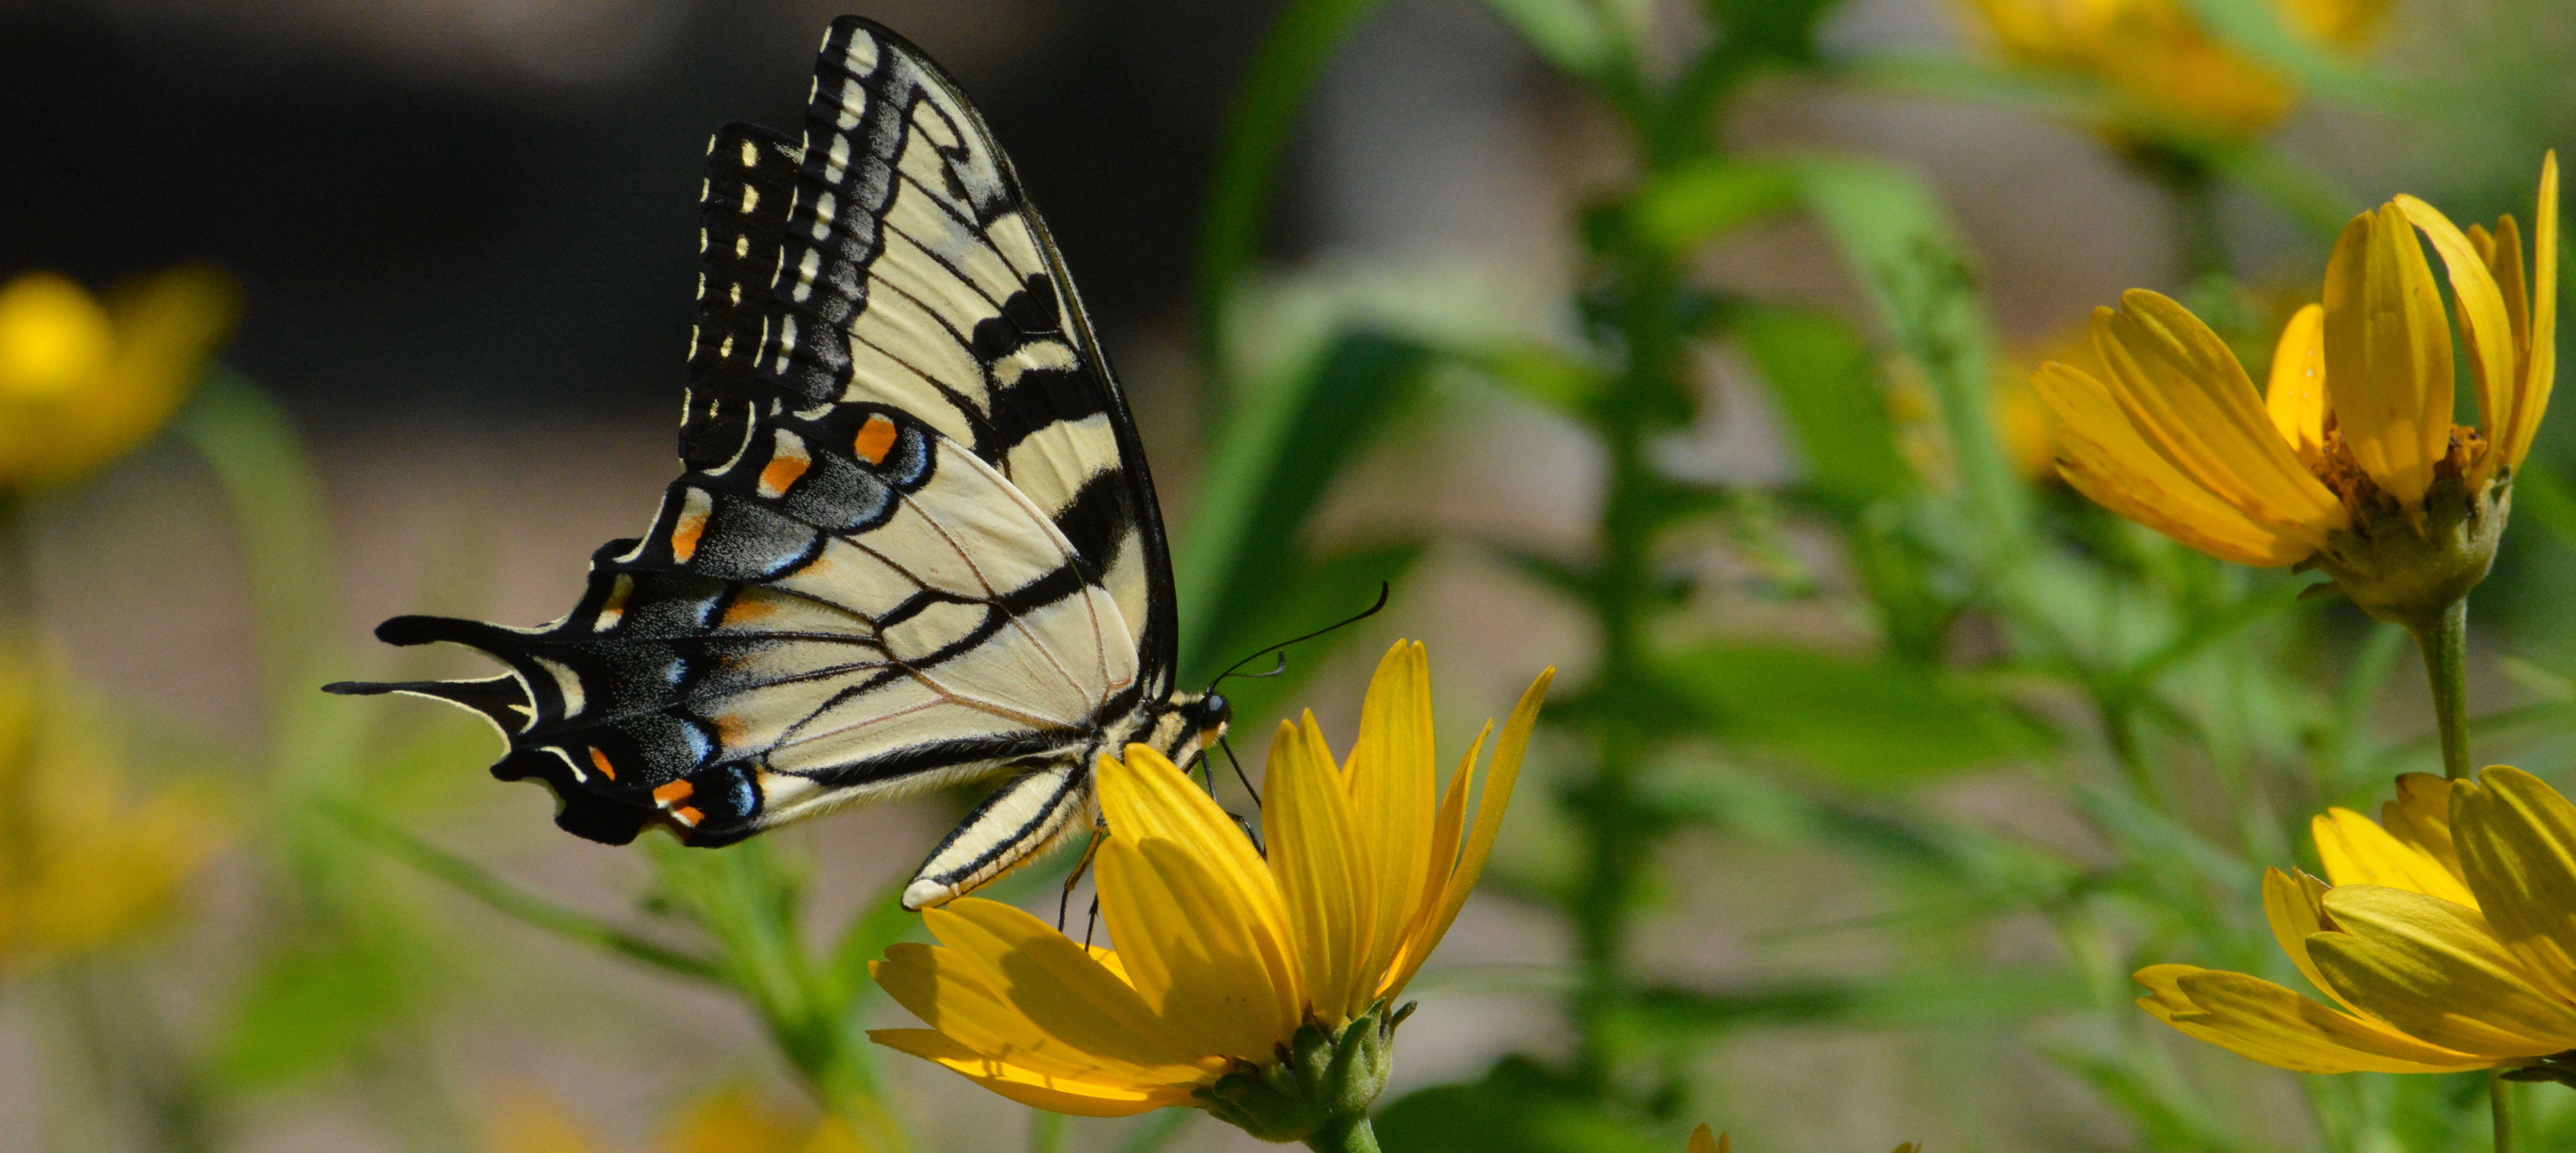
[327,16,1230,910]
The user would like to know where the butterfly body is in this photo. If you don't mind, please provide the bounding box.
[330,18,1226,910]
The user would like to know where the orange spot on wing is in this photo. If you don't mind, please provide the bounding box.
[671,512,707,563]
[653,779,695,805]
[672,806,705,827]
[588,746,617,781]
[720,595,775,627]
[759,452,809,497]
[854,415,898,466]
[714,713,750,746]
[600,576,632,617]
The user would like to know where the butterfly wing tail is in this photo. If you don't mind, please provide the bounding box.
[322,616,656,846]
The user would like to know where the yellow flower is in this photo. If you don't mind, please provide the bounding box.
[2137,765,2576,1078]
[2033,155,2558,616]
[0,653,221,978]
[486,1086,863,1153]
[870,641,1552,1128]
[0,267,237,492]
[1958,0,2385,139]
[1686,1124,1921,1153]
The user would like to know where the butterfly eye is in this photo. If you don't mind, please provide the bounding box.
[1187,693,1232,734]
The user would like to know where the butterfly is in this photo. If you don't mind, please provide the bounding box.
[327,16,1232,910]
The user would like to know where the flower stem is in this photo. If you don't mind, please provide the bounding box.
[2493,1070,2515,1153]
[2409,598,2473,780]
[1303,1116,1381,1153]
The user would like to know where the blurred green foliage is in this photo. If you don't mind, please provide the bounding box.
[10,0,2576,1151]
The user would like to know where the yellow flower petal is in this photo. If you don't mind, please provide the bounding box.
[2309,884,2576,1056]
[0,273,114,401]
[2088,290,2345,540]
[866,1029,1195,1117]
[927,900,1206,1075]
[869,936,1194,1089]
[2135,963,2491,1072]
[2323,203,2455,510]
[2264,867,2371,1016]
[1346,641,1438,990]
[1688,1125,1725,1153]
[2497,151,2559,473]
[2034,361,2319,564]
[2448,765,2576,1005]
[1384,667,1554,1000]
[2395,193,2518,489]
[0,267,236,491]
[2379,773,2464,883]
[1264,714,1373,1023]
[2311,807,2478,907]
[2264,303,2327,462]
[1383,719,1485,998]
[1094,744,1303,1053]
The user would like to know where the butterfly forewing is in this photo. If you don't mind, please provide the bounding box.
[331,18,1197,908]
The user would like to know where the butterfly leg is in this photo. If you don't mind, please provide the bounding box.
[1055,827,1105,932]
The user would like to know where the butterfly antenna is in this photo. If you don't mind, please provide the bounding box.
[1219,735,1262,812]
[1205,583,1392,693]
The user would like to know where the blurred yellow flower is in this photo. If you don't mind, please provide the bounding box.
[0,654,220,978]
[487,1086,862,1153]
[2135,766,2576,1076]
[1958,0,2385,139]
[871,642,1551,1131]
[2032,155,2558,618]
[1687,1124,1921,1153]
[0,267,237,492]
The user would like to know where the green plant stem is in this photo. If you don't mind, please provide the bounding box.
[1302,1115,1381,1153]
[2410,598,2473,780]
[1031,1109,1068,1153]
[2493,1071,2515,1153]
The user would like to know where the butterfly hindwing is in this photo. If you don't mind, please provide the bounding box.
[331,18,1210,906]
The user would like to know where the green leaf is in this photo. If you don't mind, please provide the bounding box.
[1703,0,1841,65]
[173,369,333,715]
[2512,466,2576,553]
[1628,968,2090,1039]
[1626,158,1798,253]
[1661,644,2044,783]
[1791,155,2029,553]
[1451,339,1611,417]
[1176,330,1434,686]
[1732,305,1912,508]
[2180,0,2399,108]
[1375,1058,1667,1153]
[322,798,722,982]
[216,934,415,1089]
[1476,0,1611,79]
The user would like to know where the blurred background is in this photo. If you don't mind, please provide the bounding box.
[3,0,2575,1150]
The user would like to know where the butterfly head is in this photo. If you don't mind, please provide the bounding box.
[1142,690,1231,771]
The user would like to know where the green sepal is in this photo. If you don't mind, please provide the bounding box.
[1195,1002,1404,1144]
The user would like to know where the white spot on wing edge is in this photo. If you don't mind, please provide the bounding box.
[772,316,799,372]
[837,79,866,130]
[793,249,820,301]
[739,139,758,167]
[846,29,880,72]
[532,656,586,717]
[545,745,589,784]
[824,134,851,184]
